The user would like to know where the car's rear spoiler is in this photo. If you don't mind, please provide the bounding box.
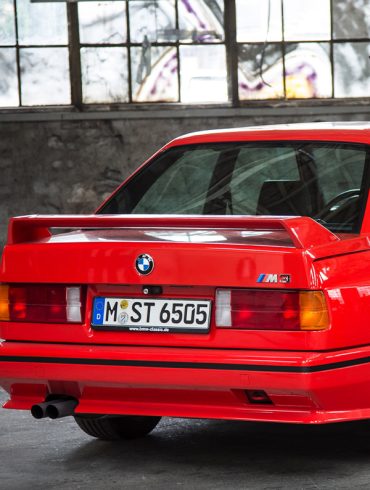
[7,215,339,249]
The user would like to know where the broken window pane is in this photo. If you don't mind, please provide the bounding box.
[81,47,128,103]
[78,1,126,44]
[334,42,370,97]
[285,43,332,98]
[0,48,18,107]
[178,0,224,43]
[131,46,178,102]
[238,44,284,100]
[129,1,176,43]
[283,0,331,41]
[236,0,282,42]
[20,48,70,105]
[16,0,68,45]
[333,0,370,39]
[0,0,16,46]
[180,45,228,103]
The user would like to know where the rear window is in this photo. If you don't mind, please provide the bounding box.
[125,148,220,214]
[100,142,369,233]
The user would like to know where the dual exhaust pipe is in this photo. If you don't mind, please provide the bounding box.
[31,398,78,420]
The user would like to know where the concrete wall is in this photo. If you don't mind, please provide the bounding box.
[1,106,370,247]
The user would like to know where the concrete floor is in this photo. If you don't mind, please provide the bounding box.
[1,389,370,490]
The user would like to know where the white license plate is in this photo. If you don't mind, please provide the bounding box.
[92,297,211,333]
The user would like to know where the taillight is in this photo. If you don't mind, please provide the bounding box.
[0,284,85,323]
[0,285,9,321]
[215,289,329,331]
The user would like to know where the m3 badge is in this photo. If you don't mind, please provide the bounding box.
[257,273,291,284]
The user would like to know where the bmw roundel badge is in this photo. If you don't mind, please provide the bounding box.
[135,254,154,275]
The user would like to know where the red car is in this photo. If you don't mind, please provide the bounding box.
[1,122,370,440]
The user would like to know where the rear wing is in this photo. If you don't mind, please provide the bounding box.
[7,214,339,250]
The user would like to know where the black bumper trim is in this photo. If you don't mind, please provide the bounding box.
[1,354,370,373]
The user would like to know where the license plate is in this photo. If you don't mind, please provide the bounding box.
[92,297,211,333]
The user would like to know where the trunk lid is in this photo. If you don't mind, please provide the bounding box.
[0,214,361,350]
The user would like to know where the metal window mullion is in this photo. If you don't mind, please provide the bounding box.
[78,41,224,48]
[126,0,132,103]
[224,0,238,106]
[330,0,335,98]
[67,2,82,108]
[175,0,181,103]
[13,0,22,106]
[13,44,67,48]
[281,0,287,99]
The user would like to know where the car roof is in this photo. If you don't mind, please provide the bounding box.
[166,122,370,147]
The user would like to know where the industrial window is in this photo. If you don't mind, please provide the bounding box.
[0,0,70,106]
[1,0,370,108]
[78,0,226,104]
[236,0,370,100]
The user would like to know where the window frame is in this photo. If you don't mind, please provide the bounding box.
[1,0,370,110]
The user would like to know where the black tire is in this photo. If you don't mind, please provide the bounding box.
[74,414,161,441]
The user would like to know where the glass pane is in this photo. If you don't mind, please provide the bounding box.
[129,1,176,43]
[79,1,126,44]
[236,0,282,42]
[20,48,70,105]
[178,0,224,43]
[312,146,366,202]
[283,0,330,41]
[0,0,15,45]
[0,48,19,107]
[333,0,370,39]
[102,142,367,234]
[81,47,128,103]
[16,0,68,45]
[334,42,370,97]
[131,46,178,102]
[285,43,332,99]
[231,147,299,214]
[180,45,227,103]
[132,149,220,214]
[238,44,284,100]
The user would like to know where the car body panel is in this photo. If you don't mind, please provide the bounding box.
[1,123,370,424]
[3,341,370,424]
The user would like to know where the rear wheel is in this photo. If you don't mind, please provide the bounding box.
[74,414,161,440]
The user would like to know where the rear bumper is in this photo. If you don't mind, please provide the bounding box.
[2,341,370,424]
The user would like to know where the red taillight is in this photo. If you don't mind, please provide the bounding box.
[0,284,84,323]
[8,286,27,320]
[216,289,329,331]
[232,289,300,330]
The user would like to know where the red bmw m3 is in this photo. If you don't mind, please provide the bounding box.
[1,122,370,440]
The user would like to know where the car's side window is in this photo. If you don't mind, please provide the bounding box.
[311,146,366,203]
[132,149,219,214]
